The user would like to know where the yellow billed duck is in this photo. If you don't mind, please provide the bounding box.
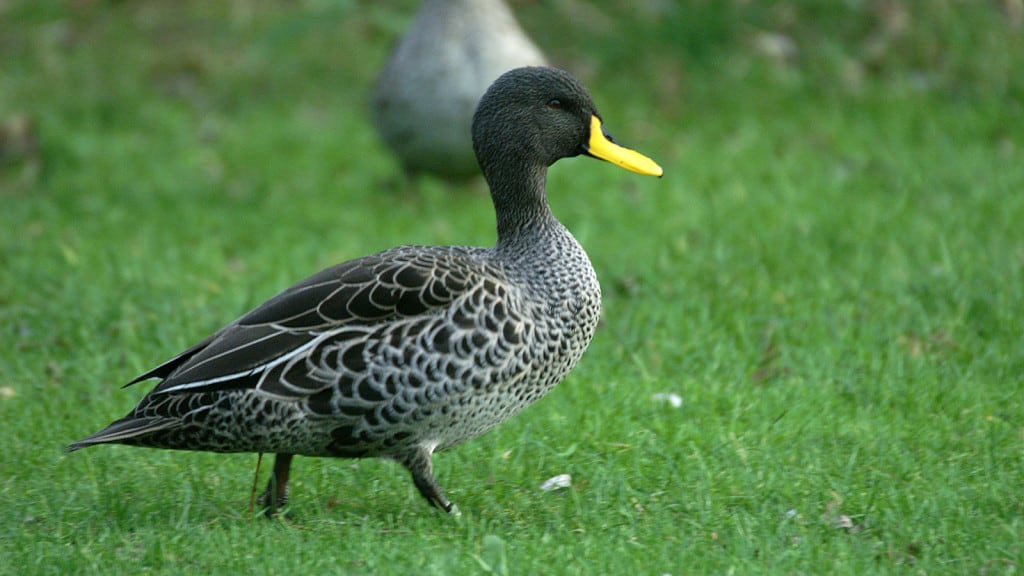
[69,66,663,516]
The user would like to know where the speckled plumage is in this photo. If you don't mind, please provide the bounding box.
[69,67,661,515]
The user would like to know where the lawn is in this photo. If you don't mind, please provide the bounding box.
[1,1,1022,574]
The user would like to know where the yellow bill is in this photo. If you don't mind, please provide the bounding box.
[584,116,663,177]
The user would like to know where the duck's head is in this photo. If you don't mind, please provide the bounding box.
[471,66,663,180]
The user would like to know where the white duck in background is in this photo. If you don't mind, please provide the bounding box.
[372,0,548,180]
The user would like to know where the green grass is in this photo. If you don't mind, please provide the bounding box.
[2,1,1022,573]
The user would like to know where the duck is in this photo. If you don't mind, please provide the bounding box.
[371,0,547,179]
[68,66,663,516]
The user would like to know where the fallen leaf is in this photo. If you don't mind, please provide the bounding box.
[651,392,683,408]
[539,474,571,491]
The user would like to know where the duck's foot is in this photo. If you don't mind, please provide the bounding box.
[257,488,289,518]
[402,447,458,515]
[257,453,294,518]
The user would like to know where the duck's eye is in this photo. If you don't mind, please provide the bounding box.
[547,99,562,109]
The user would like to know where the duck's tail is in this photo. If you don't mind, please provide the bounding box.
[67,416,178,452]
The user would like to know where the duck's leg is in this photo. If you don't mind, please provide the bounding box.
[402,447,459,516]
[258,453,294,517]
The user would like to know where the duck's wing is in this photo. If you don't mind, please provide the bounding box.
[134,247,482,396]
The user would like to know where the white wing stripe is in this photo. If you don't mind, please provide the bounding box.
[157,338,321,395]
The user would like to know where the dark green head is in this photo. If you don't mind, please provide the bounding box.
[472,66,663,178]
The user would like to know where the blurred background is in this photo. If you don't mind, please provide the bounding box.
[1,1,1022,572]
[3,0,1021,195]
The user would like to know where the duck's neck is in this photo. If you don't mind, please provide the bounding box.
[487,162,558,247]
